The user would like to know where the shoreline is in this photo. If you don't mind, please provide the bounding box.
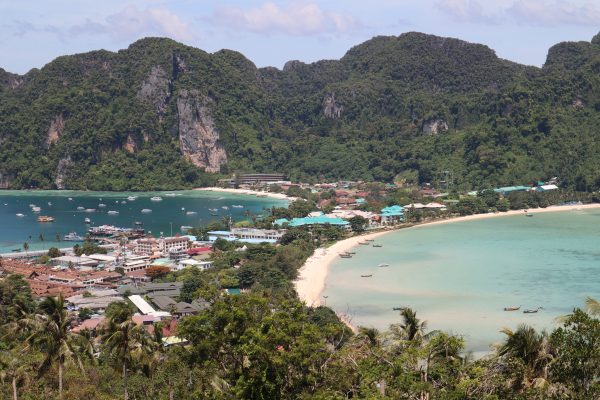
[294,203,600,308]
[194,187,296,202]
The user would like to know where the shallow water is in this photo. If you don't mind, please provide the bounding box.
[324,209,600,354]
[0,190,286,253]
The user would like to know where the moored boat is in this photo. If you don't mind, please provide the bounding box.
[85,208,96,213]
[31,206,41,213]
[141,209,152,213]
[15,213,24,217]
[107,210,119,215]
[503,306,521,311]
[127,196,137,201]
[37,216,55,222]
[98,203,106,208]
[63,232,83,241]
[232,205,243,208]
[377,263,389,267]
[358,241,370,245]
[373,244,383,248]
[84,218,91,224]
[523,307,543,314]
[186,211,197,215]
[77,206,85,210]
[150,196,163,202]
[360,274,373,278]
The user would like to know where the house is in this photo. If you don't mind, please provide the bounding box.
[535,184,559,192]
[274,216,350,229]
[380,205,405,225]
[178,259,213,271]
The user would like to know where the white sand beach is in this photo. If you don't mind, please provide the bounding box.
[194,187,297,201]
[294,203,600,307]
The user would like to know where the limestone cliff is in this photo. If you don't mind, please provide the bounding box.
[55,157,73,189]
[0,172,15,189]
[323,93,343,119]
[137,65,171,116]
[124,134,137,153]
[46,113,64,147]
[176,90,227,173]
[422,118,448,135]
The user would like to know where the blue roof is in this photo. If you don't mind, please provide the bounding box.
[207,230,231,235]
[380,205,404,216]
[287,216,349,227]
[493,186,530,193]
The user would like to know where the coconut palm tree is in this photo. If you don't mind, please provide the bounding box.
[22,295,91,400]
[399,307,428,341]
[22,242,28,256]
[100,315,158,400]
[499,324,553,389]
[0,350,31,400]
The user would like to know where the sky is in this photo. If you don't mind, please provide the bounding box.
[1,0,599,74]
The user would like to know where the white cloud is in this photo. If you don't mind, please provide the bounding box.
[212,2,361,36]
[437,0,600,26]
[12,5,194,42]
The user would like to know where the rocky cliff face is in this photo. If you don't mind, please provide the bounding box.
[323,93,343,119]
[46,113,64,147]
[176,90,227,173]
[0,172,14,189]
[137,65,171,116]
[55,156,73,189]
[422,118,449,135]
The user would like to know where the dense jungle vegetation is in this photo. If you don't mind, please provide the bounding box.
[1,32,600,190]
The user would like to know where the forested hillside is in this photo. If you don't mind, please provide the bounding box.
[1,32,599,190]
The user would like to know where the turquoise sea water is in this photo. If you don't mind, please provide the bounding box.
[0,190,286,253]
[324,209,600,354]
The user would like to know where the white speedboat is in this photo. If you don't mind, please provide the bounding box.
[107,210,119,215]
[150,196,163,202]
[181,207,185,211]
[232,205,243,208]
[141,209,152,213]
[180,225,193,232]
[68,197,73,201]
[98,203,106,208]
[85,208,96,213]
[84,218,91,224]
[77,206,85,210]
[127,196,137,201]
[47,202,52,206]
[121,201,127,204]
[32,206,41,213]
[186,211,197,215]
[222,206,229,210]
[16,213,24,217]
[63,232,83,241]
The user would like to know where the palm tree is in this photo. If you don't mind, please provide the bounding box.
[499,324,553,388]
[399,307,427,341]
[22,242,29,256]
[22,295,91,400]
[585,296,600,316]
[100,314,158,400]
[0,350,29,400]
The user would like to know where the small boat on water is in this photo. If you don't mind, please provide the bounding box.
[28,203,35,207]
[360,274,373,278]
[77,206,85,210]
[165,193,177,197]
[373,244,383,248]
[107,210,119,215]
[180,225,193,232]
[84,218,91,224]
[47,202,52,206]
[186,211,197,215]
[347,251,356,255]
[232,205,243,208]
[523,307,543,314]
[378,263,389,267]
[181,207,185,211]
[16,213,24,217]
[339,254,352,258]
[358,241,370,245]
[37,216,55,222]
[392,307,403,311]
[365,239,375,242]
[526,213,533,217]
[150,196,163,202]
[222,206,229,210]
[31,206,41,213]
[98,203,106,208]
[141,209,152,213]
[127,196,137,201]
[68,197,73,201]
[503,306,521,311]
[63,232,83,241]
[210,213,218,216]
[12,248,21,252]
[85,208,96,213]
[121,201,127,204]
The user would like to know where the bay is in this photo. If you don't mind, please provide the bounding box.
[0,190,287,253]
[324,209,600,355]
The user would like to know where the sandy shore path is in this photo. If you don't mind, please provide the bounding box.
[194,187,296,201]
[295,203,600,307]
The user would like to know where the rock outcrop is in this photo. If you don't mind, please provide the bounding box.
[46,113,65,147]
[422,118,448,135]
[176,90,227,173]
[124,134,137,153]
[0,172,15,189]
[137,65,171,116]
[55,157,73,189]
[323,93,343,119]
